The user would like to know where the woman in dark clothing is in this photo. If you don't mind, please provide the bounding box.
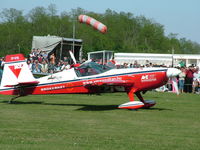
[185,66,195,93]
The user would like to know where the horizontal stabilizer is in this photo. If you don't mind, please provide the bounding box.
[4,81,39,87]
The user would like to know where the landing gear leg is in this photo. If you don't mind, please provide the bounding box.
[135,92,156,108]
[126,87,136,101]
[9,95,21,104]
[135,92,145,103]
[8,87,25,104]
[118,88,144,109]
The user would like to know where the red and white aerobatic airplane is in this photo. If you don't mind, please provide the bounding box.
[0,54,180,109]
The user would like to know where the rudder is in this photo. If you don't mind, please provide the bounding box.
[0,54,38,88]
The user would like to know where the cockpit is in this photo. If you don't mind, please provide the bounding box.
[74,61,112,77]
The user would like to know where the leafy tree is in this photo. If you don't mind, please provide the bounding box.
[0,5,199,57]
[0,8,24,23]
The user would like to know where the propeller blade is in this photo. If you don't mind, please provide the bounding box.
[69,50,77,64]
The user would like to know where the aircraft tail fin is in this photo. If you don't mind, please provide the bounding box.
[0,54,39,87]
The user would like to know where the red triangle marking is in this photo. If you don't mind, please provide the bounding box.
[9,65,23,78]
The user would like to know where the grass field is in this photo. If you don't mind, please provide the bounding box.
[0,92,199,150]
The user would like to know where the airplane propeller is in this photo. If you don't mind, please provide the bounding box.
[69,50,77,64]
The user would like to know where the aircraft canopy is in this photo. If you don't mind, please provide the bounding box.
[75,62,111,77]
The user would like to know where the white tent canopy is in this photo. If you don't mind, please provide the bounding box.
[32,36,62,53]
[32,35,83,53]
[31,35,83,61]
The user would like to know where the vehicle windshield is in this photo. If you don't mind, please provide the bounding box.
[74,61,112,77]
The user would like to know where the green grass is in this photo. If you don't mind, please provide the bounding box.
[0,92,199,150]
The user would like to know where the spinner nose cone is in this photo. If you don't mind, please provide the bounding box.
[167,68,181,77]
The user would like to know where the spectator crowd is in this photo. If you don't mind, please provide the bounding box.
[116,60,200,94]
[26,49,74,74]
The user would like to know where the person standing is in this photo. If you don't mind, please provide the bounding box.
[32,60,42,73]
[193,67,200,93]
[54,61,62,72]
[41,60,48,73]
[178,67,186,93]
[185,66,195,93]
[61,61,70,71]
[27,60,33,72]
[49,53,56,65]
[48,61,55,73]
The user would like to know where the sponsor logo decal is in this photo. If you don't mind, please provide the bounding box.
[141,74,157,82]
[41,85,65,91]
[11,56,20,61]
[8,64,23,78]
[83,77,122,85]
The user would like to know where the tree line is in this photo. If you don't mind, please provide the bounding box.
[0,4,199,57]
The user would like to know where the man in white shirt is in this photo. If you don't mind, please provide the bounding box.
[61,61,70,71]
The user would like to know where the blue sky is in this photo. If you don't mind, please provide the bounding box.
[1,0,200,44]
